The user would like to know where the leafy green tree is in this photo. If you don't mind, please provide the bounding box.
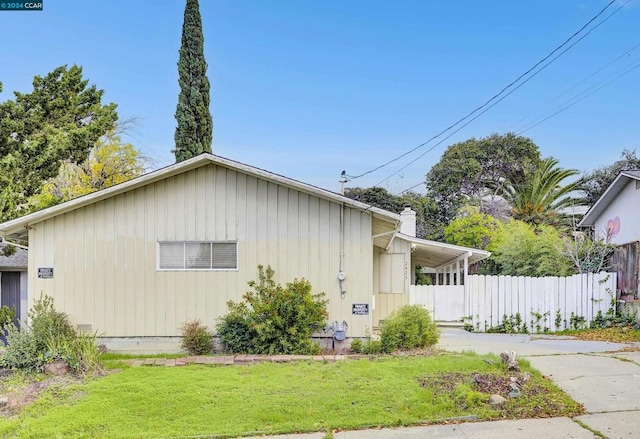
[425,132,541,231]
[444,207,500,250]
[497,157,581,227]
[344,186,404,213]
[344,187,441,239]
[174,0,212,162]
[484,219,575,277]
[29,132,146,210]
[0,65,118,221]
[578,149,640,206]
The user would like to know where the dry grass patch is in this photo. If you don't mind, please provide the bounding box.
[557,327,640,343]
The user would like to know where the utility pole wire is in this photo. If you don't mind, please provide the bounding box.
[385,1,627,192]
[348,0,621,182]
[509,41,640,131]
[517,59,640,135]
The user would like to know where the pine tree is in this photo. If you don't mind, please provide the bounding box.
[174,0,212,162]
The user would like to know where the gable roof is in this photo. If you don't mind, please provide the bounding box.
[579,170,640,227]
[0,154,399,243]
[0,242,27,269]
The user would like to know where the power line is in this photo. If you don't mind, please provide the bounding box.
[509,41,640,131]
[348,0,621,182]
[516,59,640,135]
[384,1,627,192]
[397,181,427,195]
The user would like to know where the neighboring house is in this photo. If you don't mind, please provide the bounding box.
[0,241,28,324]
[0,154,488,351]
[579,170,640,297]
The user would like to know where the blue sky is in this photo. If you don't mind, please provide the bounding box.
[1,1,639,193]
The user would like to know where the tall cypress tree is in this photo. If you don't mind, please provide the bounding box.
[174,0,212,162]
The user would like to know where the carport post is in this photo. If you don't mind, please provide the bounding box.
[464,255,469,315]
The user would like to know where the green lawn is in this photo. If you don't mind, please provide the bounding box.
[0,354,583,439]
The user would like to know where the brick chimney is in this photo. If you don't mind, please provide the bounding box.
[400,204,416,237]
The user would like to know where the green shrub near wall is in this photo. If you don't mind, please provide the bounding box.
[380,305,439,352]
[217,265,328,355]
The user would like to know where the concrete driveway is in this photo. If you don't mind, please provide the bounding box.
[437,328,640,438]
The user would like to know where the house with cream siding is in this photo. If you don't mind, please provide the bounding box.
[0,154,488,352]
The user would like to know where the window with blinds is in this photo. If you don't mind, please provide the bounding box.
[158,241,238,270]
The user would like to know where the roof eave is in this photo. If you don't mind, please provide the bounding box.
[0,153,400,236]
[578,171,640,227]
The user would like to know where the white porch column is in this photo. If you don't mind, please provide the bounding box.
[463,256,470,316]
[455,260,460,286]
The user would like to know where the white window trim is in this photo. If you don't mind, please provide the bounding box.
[156,241,239,271]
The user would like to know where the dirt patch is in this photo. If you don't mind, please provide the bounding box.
[0,371,86,417]
[418,371,514,395]
[417,371,585,419]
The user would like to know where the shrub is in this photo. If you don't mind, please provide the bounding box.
[44,330,105,375]
[349,338,363,354]
[0,305,16,328]
[216,303,254,354]
[380,305,439,353]
[361,339,383,355]
[0,323,40,371]
[0,294,104,374]
[28,293,76,353]
[71,331,104,374]
[217,265,328,355]
[179,320,214,355]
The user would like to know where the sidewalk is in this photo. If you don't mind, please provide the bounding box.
[241,418,597,439]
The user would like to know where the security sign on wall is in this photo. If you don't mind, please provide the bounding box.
[38,267,54,279]
[352,303,369,315]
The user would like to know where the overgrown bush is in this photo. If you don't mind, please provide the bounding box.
[380,305,439,353]
[0,305,16,328]
[349,338,363,353]
[0,323,40,371]
[28,293,76,353]
[361,339,383,354]
[216,303,254,354]
[179,320,214,355]
[217,265,328,355]
[44,330,104,375]
[0,294,103,374]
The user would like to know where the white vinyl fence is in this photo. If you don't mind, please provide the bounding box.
[411,272,617,333]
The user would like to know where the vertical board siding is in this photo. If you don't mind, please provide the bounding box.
[411,273,616,332]
[27,163,375,337]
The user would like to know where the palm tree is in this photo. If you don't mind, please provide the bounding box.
[498,157,581,226]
